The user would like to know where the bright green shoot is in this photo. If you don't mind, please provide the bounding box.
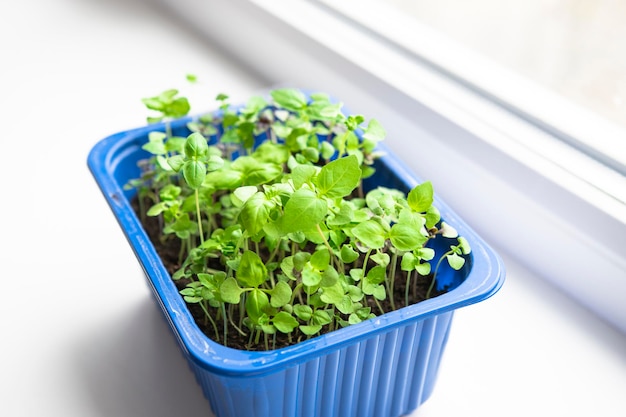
[128,86,471,350]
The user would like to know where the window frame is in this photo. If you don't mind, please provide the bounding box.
[315,0,626,178]
[158,0,626,333]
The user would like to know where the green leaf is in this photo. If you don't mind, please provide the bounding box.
[167,155,185,172]
[308,100,343,120]
[280,188,327,233]
[179,287,198,297]
[142,133,167,155]
[302,264,322,287]
[447,253,466,270]
[401,252,416,271]
[302,147,320,163]
[182,160,206,189]
[270,281,292,308]
[232,157,283,186]
[168,97,191,118]
[280,256,296,280]
[168,213,195,236]
[416,262,431,275]
[246,289,269,323]
[260,323,276,335]
[142,97,164,111]
[440,222,459,239]
[327,202,355,226]
[366,266,387,285]
[236,250,267,287]
[418,247,435,261]
[220,277,243,304]
[310,248,330,270]
[205,169,243,190]
[320,266,339,288]
[424,205,441,229]
[231,186,258,207]
[184,132,209,159]
[320,141,336,160]
[291,164,318,189]
[370,251,390,267]
[155,155,173,172]
[299,324,322,336]
[239,192,272,235]
[293,304,313,321]
[253,142,290,164]
[347,285,364,302]
[407,181,434,212]
[273,311,299,333]
[349,268,364,282]
[313,155,361,198]
[271,88,308,112]
[372,284,386,300]
[293,252,311,271]
[351,220,386,249]
[458,236,472,255]
[166,136,187,153]
[312,310,332,326]
[389,223,427,251]
[340,245,359,263]
[206,155,224,171]
[361,119,386,142]
[319,281,345,305]
[348,314,362,325]
[147,202,167,217]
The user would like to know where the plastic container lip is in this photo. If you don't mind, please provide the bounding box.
[88,117,506,378]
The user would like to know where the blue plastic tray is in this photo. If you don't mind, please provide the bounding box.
[88,104,505,417]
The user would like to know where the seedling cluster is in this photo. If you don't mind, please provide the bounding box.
[128,85,470,350]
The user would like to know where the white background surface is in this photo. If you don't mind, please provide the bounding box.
[1,1,625,416]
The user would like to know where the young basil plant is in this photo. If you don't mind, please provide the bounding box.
[128,84,471,350]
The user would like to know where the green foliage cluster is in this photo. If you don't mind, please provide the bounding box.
[128,85,470,350]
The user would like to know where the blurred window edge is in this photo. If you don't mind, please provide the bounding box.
[319,0,626,177]
[157,0,626,333]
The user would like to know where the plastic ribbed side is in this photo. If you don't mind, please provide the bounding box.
[186,312,455,417]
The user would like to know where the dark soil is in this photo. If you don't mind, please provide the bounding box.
[132,197,444,351]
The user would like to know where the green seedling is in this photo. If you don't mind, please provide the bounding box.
[128,86,471,350]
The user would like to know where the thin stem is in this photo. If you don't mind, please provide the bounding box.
[362,248,372,272]
[316,224,343,272]
[412,268,418,299]
[221,303,228,347]
[238,293,246,329]
[195,189,204,245]
[269,270,276,288]
[405,269,413,308]
[387,251,398,311]
[427,251,452,299]
[247,328,254,348]
[199,302,219,342]
[373,297,385,315]
[266,244,280,265]
[316,224,333,254]
[177,238,187,266]
[228,304,247,337]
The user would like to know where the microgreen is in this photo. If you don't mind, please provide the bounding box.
[127,85,471,350]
